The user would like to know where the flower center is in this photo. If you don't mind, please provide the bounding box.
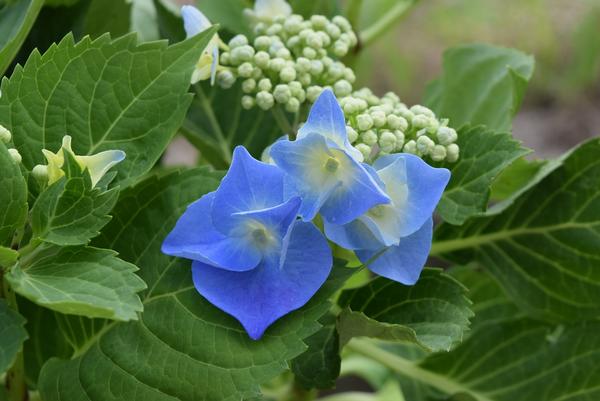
[368,205,386,218]
[252,227,269,245]
[325,157,339,173]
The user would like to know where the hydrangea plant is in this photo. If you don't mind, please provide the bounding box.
[0,1,599,401]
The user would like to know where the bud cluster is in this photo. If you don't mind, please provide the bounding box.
[215,13,358,112]
[339,89,459,163]
[0,124,22,164]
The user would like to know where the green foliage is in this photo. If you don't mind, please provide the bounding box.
[337,269,472,352]
[0,0,43,76]
[80,0,131,38]
[30,153,119,246]
[435,125,528,225]
[195,0,250,36]
[0,299,27,374]
[6,245,146,320]
[435,138,600,322]
[425,44,534,132]
[0,142,27,248]
[0,28,217,187]
[489,157,546,203]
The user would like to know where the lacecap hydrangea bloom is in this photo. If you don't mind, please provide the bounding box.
[163,90,449,340]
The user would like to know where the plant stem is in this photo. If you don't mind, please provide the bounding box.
[2,275,28,401]
[271,106,294,136]
[359,0,417,47]
[345,338,491,401]
[345,0,364,30]
[193,85,232,164]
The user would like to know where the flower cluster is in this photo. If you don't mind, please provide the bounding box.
[163,90,450,340]
[340,88,460,163]
[0,124,22,164]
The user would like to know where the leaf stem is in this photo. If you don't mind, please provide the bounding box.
[271,106,294,136]
[2,275,28,401]
[359,0,417,47]
[193,85,232,164]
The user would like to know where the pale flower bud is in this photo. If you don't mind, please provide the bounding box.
[378,130,397,153]
[306,86,323,102]
[254,35,272,50]
[431,144,447,162]
[229,34,249,48]
[333,80,352,97]
[416,135,435,154]
[387,114,408,131]
[238,62,254,78]
[0,125,11,143]
[403,140,417,155]
[357,114,373,131]
[242,79,256,93]
[254,51,270,69]
[446,143,460,162]
[273,84,292,104]
[436,126,458,146]
[32,164,48,181]
[361,130,378,146]
[8,148,21,164]
[258,78,272,92]
[241,95,255,110]
[256,91,275,110]
[355,143,372,161]
[285,97,300,113]
[217,70,236,89]
[371,110,387,128]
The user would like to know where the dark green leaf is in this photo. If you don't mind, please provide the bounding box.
[38,168,354,401]
[0,28,217,187]
[434,138,600,322]
[337,269,472,352]
[489,157,546,202]
[195,0,250,36]
[0,246,18,266]
[435,125,528,225]
[0,142,27,248]
[80,0,131,38]
[0,0,44,76]
[425,44,534,132]
[153,0,185,42]
[6,246,146,320]
[0,299,28,374]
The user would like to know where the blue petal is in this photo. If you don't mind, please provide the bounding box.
[324,218,382,250]
[298,89,364,162]
[356,218,432,285]
[162,193,262,271]
[212,146,286,234]
[270,134,389,223]
[192,221,332,339]
[181,5,212,37]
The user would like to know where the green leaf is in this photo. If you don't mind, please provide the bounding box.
[80,0,132,38]
[337,269,472,352]
[435,125,528,225]
[30,153,119,246]
[0,28,217,187]
[0,0,44,76]
[153,0,185,42]
[38,168,354,401]
[0,142,28,248]
[0,246,18,266]
[291,313,341,390]
[195,0,250,36]
[0,299,28,374]
[6,245,146,321]
[425,44,534,132]
[434,138,600,322]
[489,157,546,202]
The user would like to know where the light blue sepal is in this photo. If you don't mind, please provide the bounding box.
[181,5,211,36]
[356,218,433,285]
[297,89,364,162]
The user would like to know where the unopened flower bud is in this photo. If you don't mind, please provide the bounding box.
[403,140,417,155]
[276,47,291,59]
[361,130,378,146]
[387,114,408,131]
[302,47,317,59]
[256,91,275,110]
[8,148,21,163]
[344,68,356,83]
[258,78,272,92]
[280,66,296,82]
[410,105,435,118]
[412,114,430,129]
[241,95,255,110]
[346,126,358,143]
[229,34,248,48]
[355,143,372,160]
[220,52,231,65]
[217,70,236,89]
[446,143,460,162]
[379,130,397,153]
[431,144,447,161]
[416,135,435,154]
[307,86,323,102]
[333,79,352,97]
[332,15,351,31]
[242,78,256,93]
[436,126,458,146]
[232,45,255,63]
[238,62,254,78]
[371,111,387,128]
[296,57,311,73]
[254,51,270,69]
[298,73,311,86]
[0,125,11,143]
[273,84,292,104]
[393,130,405,150]
[333,42,348,57]
[285,97,300,113]
[266,23,283,36]
[357,114,373,131]
[325,23,341,39]
[254,35,271,50]
[310,15,328,29]
[32,164,48,181]
[310,60,324,75]
[268,57,286,72]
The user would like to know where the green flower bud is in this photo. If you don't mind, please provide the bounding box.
[241,95,255,110]
[232,45,255,63]
[327,63,344,80]
[254,22,267,35]
[286,36,301,49]
[0,125,11,143]
[332,15,351,31]
[242,78,257,93]
[357,114,374,131]
[269,41,285,56]
[310,60,324,75]
[361,130,378,146]
[403,140,417,155]
[346,125,358,143]
[298,73,312,86]
[285,97,300,113]
[302,47,317,59]
[387,114,408,131]
[318,31,331,47]
[266,23,283,36]
[217,70,236,89]
[379,130,397,153]
[256,91,275,110]
[251,67,263,80]
[344,68,356,83]
[254,51,270,69]
[280,66,297,82]
[343,100,358,114]
[32,164,48,182]
[220,51,231,65]
[322,57,334,68]
[238,62,254,78]
[371,110,387,128]
[383,92,400,103]
[306,86,323,102]
[416,135,435,154]
[268,57,286,72]
[8,148,21,163]
[276,47,291,59]
[436,126,458,146]
[295,57,311,73]
[254,35,272,50]
[310,15,328,29]
[431,144,447,162]
[333,79,352,97]
[410,105,435,118]
[284,16,303,34]
[257,78,272,92]
[273,84,292,104]
[446,143,460,162]
[229,34,248,48]
[325,23,341,39]
[307,33,323,49]
[412,114,430,130]
[355,143,372,160]
[393,130,405,150]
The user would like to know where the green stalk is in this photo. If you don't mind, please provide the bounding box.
[271,106,294,135]
[359,0,417,47]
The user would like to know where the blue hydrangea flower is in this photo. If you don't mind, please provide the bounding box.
[325,153,450,284]
[162,146,332,339]
[270,89,390,224]
[181,5,220,85]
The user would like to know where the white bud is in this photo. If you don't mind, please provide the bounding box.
[309,60,324,75]
[217,70,236,89]
[410,104,435,118]
[252,67,263,80]
[321,56,333,68]
[379,130,397,153]
[220,52,231,65]
[273,84,292,104]
[361,130,378,146]
[289,83,306,102]
[238,62,254,78]
[268,41,285,56]
[258,78,272,92]
[343,100,358,114]
[276,47,291,59]
[357,114,373,131]
[266,23,283,36]
[254,35,272,50]
[32,164,48,181]
[317,31,331,47]
[229,34,248,48]
[416,135,435,154]
[436,126,458,146]
[344,68,356,83]
[232,45,255,63]
[327,63,344,80]
[302,47,317,59]
[242,79,256,93]
[403,140,417,155]
[285,97,300,113]
[383,92,400,103]
[446,143,460,162]
[310,15,328,29]
[279,66,297,82]
[346,125,358,143]
[306,33,323,49]
[8,148,21,164]
[332,15,351,31]
[306,86,323,102]
[298,73,312,87]
[333,41,349,57]
[241,95,255,110]
[254,51,270,69]
[0,125,11,143]
[254,22,267,35]
[256,91,275,110]
[412,114,430,129]
[325,23,341,39]
[284,15,303,34]
[393,130,405,150]
[387,115,408,131]
[431,144,447,162]
[287,36,301,48]
[355,143,372,160]
[268,57,286,72]
[333,79,352,97]
[371,110,387,128]
[296,57,311,73]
